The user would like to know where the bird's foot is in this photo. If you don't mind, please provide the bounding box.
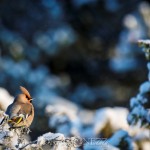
[20,126,31,134]
[9,126,31,134]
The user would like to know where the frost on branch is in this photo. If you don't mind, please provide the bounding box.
[0,111,29,149]
[108,130,133,150]
[128,40,150,127]
[45,102,81,137]
[0,111,80,150]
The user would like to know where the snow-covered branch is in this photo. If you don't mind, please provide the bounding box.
[128,40,150,127]
[0,111,81,150]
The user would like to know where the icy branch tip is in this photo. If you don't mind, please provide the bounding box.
[138,39,150,47]
[138,39,150,61]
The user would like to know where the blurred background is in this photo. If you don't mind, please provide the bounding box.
[0,0,150,149]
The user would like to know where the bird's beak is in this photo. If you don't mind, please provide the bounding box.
[29,98,34,102]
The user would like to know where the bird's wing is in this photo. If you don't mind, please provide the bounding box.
[6,103,21,118]
[8,103,33,126]
[7,104,22,125]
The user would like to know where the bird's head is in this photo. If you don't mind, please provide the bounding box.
[15,86,33,103]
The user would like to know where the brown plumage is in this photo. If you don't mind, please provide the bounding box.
[6,86,34,128]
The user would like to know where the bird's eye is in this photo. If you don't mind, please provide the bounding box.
[26,95,29,100]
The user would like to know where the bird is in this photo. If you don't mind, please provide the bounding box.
[5,86,34,128]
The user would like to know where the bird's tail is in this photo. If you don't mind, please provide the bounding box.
[0,115,9,125]
[0,117,5,125]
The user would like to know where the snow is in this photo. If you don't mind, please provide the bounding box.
[108,130,127,145]
[0,111,78,150]
[45,96,78,112]
[37,136,46,145]
[136,94,147,104]
[43,132,65,141]
[128,105,148,126]
[78,109,94,125]
[132,105,147,118]
[108,130,133,150]
[83,142,119,150]
[0,87,14,110]
[109,57,137,73]
[124,15,138,29]
[138,39,150,46]
[128,70,150,127]
[133,129,150,141]
[141,141,150,150]
[45,104,81,136]
[130,97,139,108]
[37,132,65,146]
[139,81,150,94]
[0,85,149,150]
[94,107,129,135]
[147,62,150,70]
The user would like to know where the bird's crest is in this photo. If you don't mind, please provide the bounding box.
[20,86,31,99]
